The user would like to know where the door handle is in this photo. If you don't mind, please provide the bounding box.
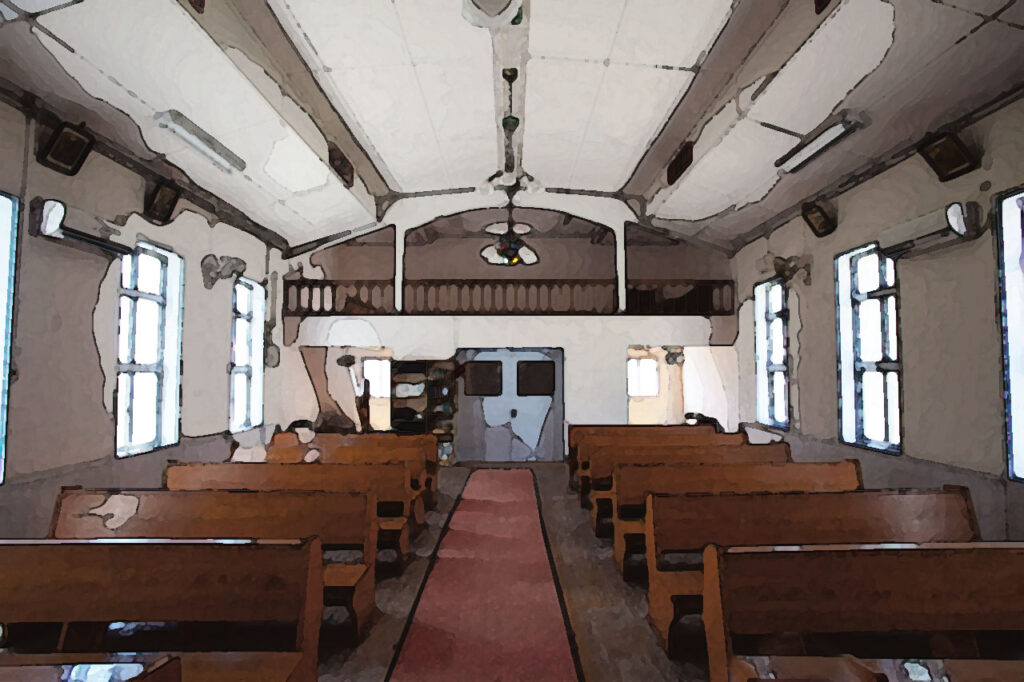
[510,408,518,418]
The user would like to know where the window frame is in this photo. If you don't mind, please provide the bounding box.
[997,185,1024,482]
[362,357,391,400]
[835,243,903,454]
[0,191,20,485]
[754,277,790,430]
[626,357,659,398]
[116,243,181,457]
[229,277,265,434]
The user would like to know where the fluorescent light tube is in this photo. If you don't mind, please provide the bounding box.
[776,118,858,173]
[154,109,246,173]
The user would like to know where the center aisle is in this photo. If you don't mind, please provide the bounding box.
[389,468,580,681]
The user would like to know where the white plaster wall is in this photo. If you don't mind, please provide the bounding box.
[93,210,268,438]
[0,100,270,477]
[683,346,739,432]
[731,96,1024,476]
[294,315,715,425]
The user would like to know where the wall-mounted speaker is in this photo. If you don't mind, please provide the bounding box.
[38,122,94,176]
[666,141,693,185]
[144,181,180,224]
[917,132,979,182]
[328,143,355,188]
[801,201,837,238]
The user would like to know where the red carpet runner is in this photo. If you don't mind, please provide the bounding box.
[390,469,578,681]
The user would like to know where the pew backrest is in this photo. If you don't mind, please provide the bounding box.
[0,538,321,680]
[589,441,791,483]
[702,542,1024,682]
[165,460,415,516]
[650,485,978,556]
[50,487,377,565]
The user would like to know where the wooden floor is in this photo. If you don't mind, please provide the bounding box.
[321,463,698,681]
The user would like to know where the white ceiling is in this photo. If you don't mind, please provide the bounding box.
[6,0,1021,251]
[269,0,500,194]
[33,0,375,245]
[523,0,732,191]
[653,0,895,221]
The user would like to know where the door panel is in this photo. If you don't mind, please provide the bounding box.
[455,348,564,462]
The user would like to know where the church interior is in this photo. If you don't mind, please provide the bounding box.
[1,0,1024,680]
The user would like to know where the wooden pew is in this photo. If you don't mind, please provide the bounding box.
[702,542,1024,682]
[567,424,721,482]
[49,487,377,637]
[577,429,749,504]
[266,433,432,507]
[586,441,791,527]
[0,538,322,682]
[614,459,864,578]
[0,656,181,682]
[645,485,978,652]
[164,461,418,566]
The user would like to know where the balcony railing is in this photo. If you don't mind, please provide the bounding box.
[403,279,616,314]
[283,279,394,316]
[283,278,735,316]
[625,279,734,315]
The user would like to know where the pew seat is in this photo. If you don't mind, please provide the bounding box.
[614,459,864,580]
[49,487,377,636]
[574,427,746,501]
[0,539,322,681]
[0,656,181,682]
[586,441,792,526]
[702,542,1024,682]
[645,486,979,654]
[0,653,302,682]
[567,424,723,484]
[164,460,418,566]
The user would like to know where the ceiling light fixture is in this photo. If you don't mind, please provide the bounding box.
[775,117,859,173]
[154,109,246,173]
[480,178,539,266]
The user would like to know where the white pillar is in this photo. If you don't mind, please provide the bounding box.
[394,224,409,312]
[612,221,626,312]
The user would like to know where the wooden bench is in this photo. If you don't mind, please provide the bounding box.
[266,433,433,508]
[49,487,377,637]
[577,429,749,504]
[701,541,1024,682]
[646,485,978,654]
[613,459,863,579]
[741,654,1024,681]
[568,424,721,482]
[0,538,322,681]
[586,441,791,528]
[164,461,419,568]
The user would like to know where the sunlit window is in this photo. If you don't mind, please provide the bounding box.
[0,193,18,484]
[998,189,1024,480]
[116,243,183,456]
[754,278,789,428]
[363,358,391,399]
[627,358,659,397]
[836,244,901,452]
[229,278,266,433]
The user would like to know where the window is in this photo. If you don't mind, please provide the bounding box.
[754,278,789,428]
[463,361,502,396]
[517,361,555,396]
[836,244,901,452]
[362,358,391,399]
[116,243,183,456]
[999,189,1024,480]
[229,278,266,433]
[0,193,18,485]
[627,357,659,397]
